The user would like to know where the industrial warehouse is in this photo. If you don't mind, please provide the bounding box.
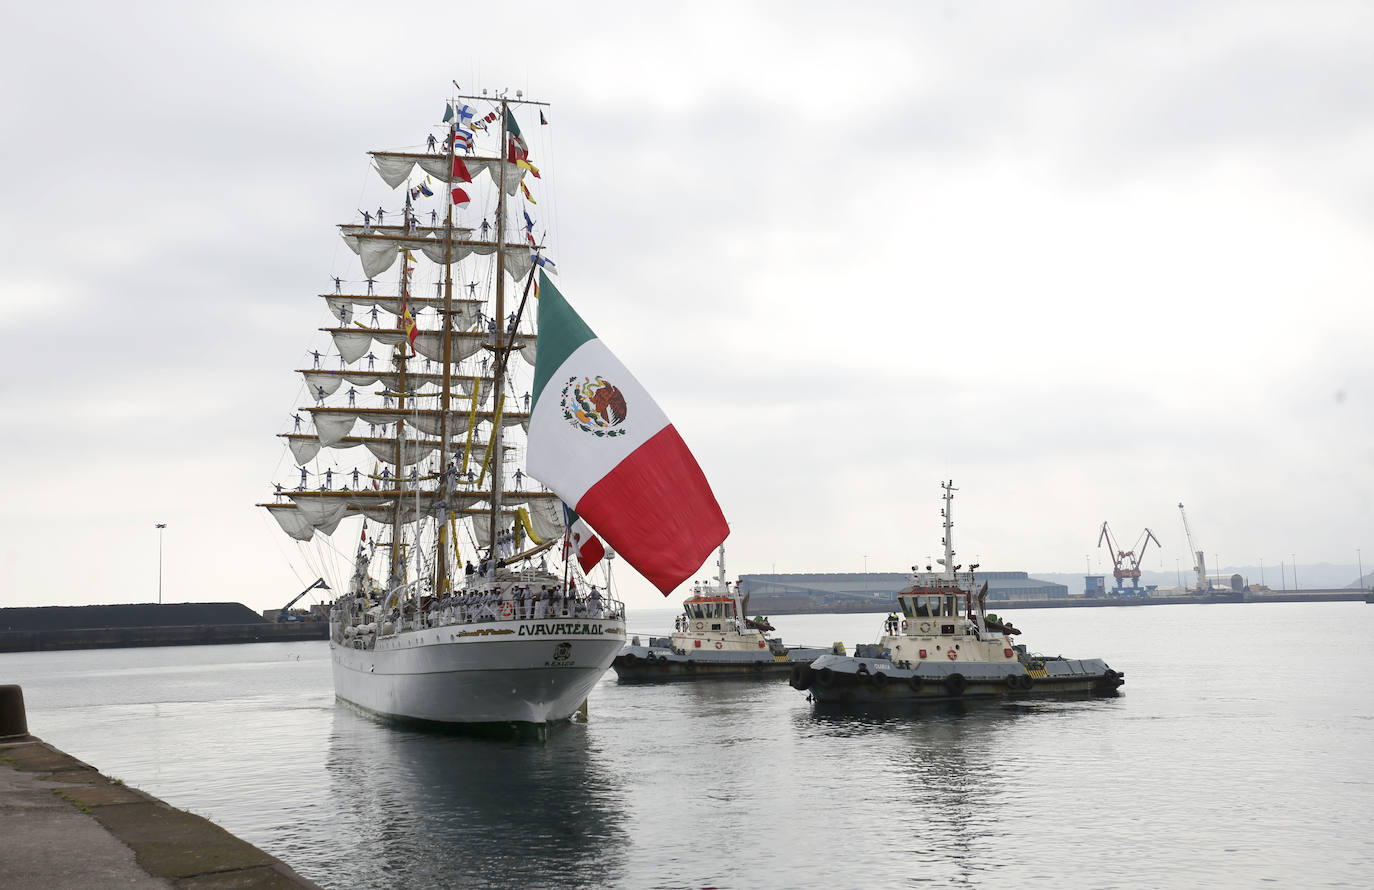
[738,571,1069,614]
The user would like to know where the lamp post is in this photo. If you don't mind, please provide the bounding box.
[1292,554,1298,590]
[1358,548,1364,594]
[1259,557,1264,586]
[155,523,167,605]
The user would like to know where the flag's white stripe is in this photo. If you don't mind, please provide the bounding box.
[527,339,670,505]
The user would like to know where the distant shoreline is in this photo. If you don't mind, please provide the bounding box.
[0,622,328,653]
[756,591,1367,615]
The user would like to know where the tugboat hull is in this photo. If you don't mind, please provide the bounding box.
[792,653,1125,704]
[612,645,828,683]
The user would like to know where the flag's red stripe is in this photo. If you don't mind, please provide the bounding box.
[578,536,606,574]
[575,425,728,594]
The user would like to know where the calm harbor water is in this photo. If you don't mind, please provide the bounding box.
[4,602,1372,888]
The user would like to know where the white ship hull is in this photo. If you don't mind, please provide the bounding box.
[331,617,624,727]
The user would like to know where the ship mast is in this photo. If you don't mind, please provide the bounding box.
[487,98,509,576]
[390,216,411,587]
[436,110,457,596]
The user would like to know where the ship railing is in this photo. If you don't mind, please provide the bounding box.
[414,590,626,628]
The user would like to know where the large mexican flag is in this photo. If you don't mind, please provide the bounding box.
[526,272,728,594]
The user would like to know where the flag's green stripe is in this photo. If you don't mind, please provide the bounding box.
[532,272,596,408]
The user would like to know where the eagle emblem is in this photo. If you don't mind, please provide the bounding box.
[560,375,629,437]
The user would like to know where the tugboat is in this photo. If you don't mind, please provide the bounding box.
[791,481,1126,704]
[613,547,827,682]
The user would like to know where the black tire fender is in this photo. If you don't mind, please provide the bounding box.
[944,673,966,695]
[816,667,835,687]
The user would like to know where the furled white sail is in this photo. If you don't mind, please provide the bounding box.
[405,409,528,438]
[299,371,491,400]
[287,435,321,465]
[325,296,482,328]
[345,229,537,281]
[372,153,423,189]
[328,328,532,367]
[313,412,358,447]
[267,505,317,542]
[370,152,526,196]
[281,433,502,469]
[291,496,349,533]
[528,497,565,544]
[412,331,486,364]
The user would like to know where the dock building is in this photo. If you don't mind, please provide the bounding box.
[738,571,1069,614]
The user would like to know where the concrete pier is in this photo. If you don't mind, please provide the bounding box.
[0,687,322,889]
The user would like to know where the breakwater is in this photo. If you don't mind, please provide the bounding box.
[0,602,328,652]
[0,621,327,653]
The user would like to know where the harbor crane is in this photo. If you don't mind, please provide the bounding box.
[276,577,330,622]
[1177,503,1208,591]
[1097,522,1160,594]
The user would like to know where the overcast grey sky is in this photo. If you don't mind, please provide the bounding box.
[3,1,1372,613]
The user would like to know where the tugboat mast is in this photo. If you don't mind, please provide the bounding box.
[940,479,957,581]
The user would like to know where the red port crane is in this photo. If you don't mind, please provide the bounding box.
[1097,522,1161,592]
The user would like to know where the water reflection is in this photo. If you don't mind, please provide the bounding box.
[791,701,1040,885]
[317,708,626,889]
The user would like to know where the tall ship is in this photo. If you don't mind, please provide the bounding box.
[791,481,1126,704]
[612,546,826,681]
[262,92,728,735]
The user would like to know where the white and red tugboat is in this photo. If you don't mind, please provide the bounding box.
[791,481,1126,704]
[613,547,826,682]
